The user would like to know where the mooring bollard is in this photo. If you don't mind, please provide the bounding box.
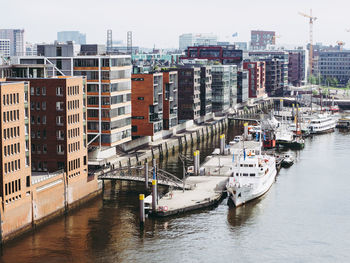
[152,159,157,180]
[144,162,149,188]
[152,180,157,212]
[244,122,248,140]
[197,150,200,174]
[139,194,145,224]
[220,134,225,154]
[193,150,198,175]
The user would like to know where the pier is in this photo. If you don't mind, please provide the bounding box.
[153,176,228,217]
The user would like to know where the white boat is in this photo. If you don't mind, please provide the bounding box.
[226,149,277,207]
[308,113,336,134]
[233,135,243,143]
[281,154,294,167]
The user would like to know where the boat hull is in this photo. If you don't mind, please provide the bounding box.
[309,127,335,134]
[227,168,277,207]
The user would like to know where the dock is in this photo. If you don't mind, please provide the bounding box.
[153,176,228,217]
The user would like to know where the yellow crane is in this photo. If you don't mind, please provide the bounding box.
[299,9,317,79]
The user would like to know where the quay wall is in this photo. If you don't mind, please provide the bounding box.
[0,172,101,243]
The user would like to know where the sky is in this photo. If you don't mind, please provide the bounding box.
[2,0,350,49]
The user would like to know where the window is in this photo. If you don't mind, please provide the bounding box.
[30,87,34,95]
[36,87,40,95]
[56,102,64,111]
[42,102,46,110]
[56,116,63,125]
[56,87,63,96]
[42,115,46,124]
[42,87,46,96]
[57,144,64,154]
[43,144,47,153]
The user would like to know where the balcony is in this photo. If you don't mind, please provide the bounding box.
[150,113,161,122]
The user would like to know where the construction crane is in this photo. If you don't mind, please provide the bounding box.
[337,41,345,50]
[299,9,317,79]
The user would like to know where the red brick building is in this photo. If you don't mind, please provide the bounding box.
[243,61,266,98]
[250,30,276,50]
[131,72,163,138]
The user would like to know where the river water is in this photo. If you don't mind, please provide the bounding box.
[1,123,350,263]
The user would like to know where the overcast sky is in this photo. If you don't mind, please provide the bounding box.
[2,0,350,49]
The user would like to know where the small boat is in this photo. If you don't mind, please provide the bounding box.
[281,154,294,168]
[336,117,350,129]
[233,135,243,143]
[226,148,277,207]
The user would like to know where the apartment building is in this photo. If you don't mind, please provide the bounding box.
[200,66,212,120]
[243,61,266,98]
[0,64,49,79]
[288,49,306,87]
[162,70,178,130]
[249,50,289,94]
[181,45,243,65]
[177,67,201,123]
[7,77,87,178]
[19,43,132,148]
[229,65,238,108]
[250,30,275,50]
[131,72,163,138]
[0,80,32,234]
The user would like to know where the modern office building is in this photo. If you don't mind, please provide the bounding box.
[211,65,237,113]
[199,66,212,120]
[229,65,238,108]
[177,67,201,122]
[181,45,243,65]
[0,39,10,57]
[287,49,306,87]
[162,70,178,130]
[19,43,132,148]
[250,30,275,50]
[0,29,25,56]
[243,61,266,98]
[57,31,86,45]
[0,80,32,235]
[317,50,350,85]
[131,72,163,139]
[237,70,249,103]
[179,33,218,51]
